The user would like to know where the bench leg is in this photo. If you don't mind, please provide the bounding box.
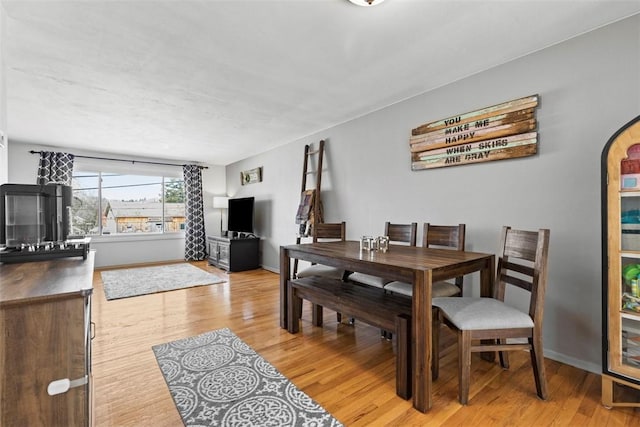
[336,312,355,325]
[288,282,302,333]
[312,303,323,327]
[395,313,412,400]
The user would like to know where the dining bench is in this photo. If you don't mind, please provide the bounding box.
[287,276,412,399]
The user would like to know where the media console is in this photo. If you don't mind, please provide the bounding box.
[207,235,260,272]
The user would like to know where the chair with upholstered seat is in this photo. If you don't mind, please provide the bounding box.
[384,223,466,298]
[296,222,347,280]
[295,221,347,325]
[348,222,416,335]
[432,226,550,405]
[349,221,418,288]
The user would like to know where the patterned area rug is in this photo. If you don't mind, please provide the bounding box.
[152,328,342,427]
[101,263,225,300]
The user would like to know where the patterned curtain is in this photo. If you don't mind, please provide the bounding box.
[183,164,207,261]
[36,151,75,185]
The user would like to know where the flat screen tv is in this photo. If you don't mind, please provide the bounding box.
[227,197,254,234]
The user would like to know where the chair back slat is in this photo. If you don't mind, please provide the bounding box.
[385,222,418,246]
[503,229,540,261]
[313,222,346,242]
[502,260,535,278]
[501,273,533,292]
[424,223,465,250]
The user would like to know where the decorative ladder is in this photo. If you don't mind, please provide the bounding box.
[293,140,325,278]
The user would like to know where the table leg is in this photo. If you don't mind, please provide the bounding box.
[412,269,432,413]
[280,246,291,329]
[287,280,301,333]
[480,255,496,362]
[480,255,495,298]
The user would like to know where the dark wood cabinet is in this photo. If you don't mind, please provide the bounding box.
[207,235,259,272]
[0,251,95,426]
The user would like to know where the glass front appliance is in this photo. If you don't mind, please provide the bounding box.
[0,183,72,247]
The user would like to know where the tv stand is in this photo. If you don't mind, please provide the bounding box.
[207,235,260,272]
[225,231,255,239]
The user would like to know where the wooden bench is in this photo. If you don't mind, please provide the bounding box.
[287,276,412,400]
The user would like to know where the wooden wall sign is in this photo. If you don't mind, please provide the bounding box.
[410,94,539,170]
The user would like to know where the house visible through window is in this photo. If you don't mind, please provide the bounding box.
[70,171,185,236]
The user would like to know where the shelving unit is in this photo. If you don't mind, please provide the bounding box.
[602,115,640,408]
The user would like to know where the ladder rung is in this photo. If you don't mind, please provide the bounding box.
[305,171,316,175]
[306,150,320,155]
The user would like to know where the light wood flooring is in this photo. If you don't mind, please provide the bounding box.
[92,262,640,426]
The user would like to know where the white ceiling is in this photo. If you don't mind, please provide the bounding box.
[3,0,640,166]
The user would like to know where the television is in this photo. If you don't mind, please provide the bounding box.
[227,197,254,234]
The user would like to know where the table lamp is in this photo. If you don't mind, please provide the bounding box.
[213,196,229,234]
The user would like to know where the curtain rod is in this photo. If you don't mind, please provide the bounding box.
[29,150,208,169]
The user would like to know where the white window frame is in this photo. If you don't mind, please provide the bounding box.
[71,158,186,241]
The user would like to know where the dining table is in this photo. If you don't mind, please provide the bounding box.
[279,240,495,413]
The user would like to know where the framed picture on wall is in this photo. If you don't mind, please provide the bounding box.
[241,167,262,185]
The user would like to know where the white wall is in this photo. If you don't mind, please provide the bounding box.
[202,164,228,237]
[227,15,640,373]
[6,142,225,267]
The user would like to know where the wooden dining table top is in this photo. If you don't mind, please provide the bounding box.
[283,240,493,283]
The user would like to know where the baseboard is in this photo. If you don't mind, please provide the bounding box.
[96,259,186,271]
[543,349,601,374]
[261,265,279,274]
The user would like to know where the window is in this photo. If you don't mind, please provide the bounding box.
[70,170,185,236]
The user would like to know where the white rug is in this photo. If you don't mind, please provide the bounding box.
[153,328,342,426]
[101,263,225,300]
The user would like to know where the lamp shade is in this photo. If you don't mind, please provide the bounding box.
[213,196,229,209]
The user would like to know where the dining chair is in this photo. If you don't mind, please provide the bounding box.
[348,221,417,335]
[432,226,550,405]
[384,223,466,297]
[296,222,347,280]
[295,221,348,325]
[349,221,418,288]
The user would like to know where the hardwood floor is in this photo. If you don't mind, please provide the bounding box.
[92,262,640,426]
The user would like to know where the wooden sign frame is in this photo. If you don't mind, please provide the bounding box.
[241,167,262,185]
[410,94,539,170]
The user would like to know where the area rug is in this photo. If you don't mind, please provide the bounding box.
[101,263,225,300]
[152,328,342,427]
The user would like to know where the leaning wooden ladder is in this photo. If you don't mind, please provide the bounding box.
[293,140,325,278]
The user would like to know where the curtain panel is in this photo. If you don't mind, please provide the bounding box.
[183,164,206,261]
[36,151,75,185]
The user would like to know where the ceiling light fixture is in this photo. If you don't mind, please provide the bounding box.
[348,0,385,6]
